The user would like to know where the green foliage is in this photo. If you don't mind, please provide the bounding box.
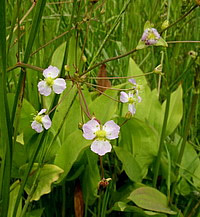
[128,187,176,215]
[19,163,63,201]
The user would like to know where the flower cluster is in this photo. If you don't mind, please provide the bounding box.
[31,66,66,133]
[82,119,120,156]
[141,28,160,45]
[120,79,142,115]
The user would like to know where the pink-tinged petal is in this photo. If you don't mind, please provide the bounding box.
[38,109,47,116]
[128,78,136,85]
[38,80,52,96]
[152,28,160,39]
[31,121,44,133]
[120,91,129,103]
[103,120,120,140]
[128,92,134,98]
[90,140,112,156]
[141,29,148,41]
[42,115,52,130]
[43,65,59,78]
[138,96,142,103]
[128,104,136,115]
[83,119,100,140]
[53,78,66,94]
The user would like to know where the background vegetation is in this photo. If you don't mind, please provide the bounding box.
[0,0,200,217]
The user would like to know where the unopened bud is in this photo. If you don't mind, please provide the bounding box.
[64,65,70,72]
[154,64,164,75]
[98,178,111,189]
[125,111,132,119]
[82,55,87,63]
[78,122,83,130]
[161,20,169,30]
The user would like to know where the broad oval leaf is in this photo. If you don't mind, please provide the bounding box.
[162,85,183,137]
[114,146,142,182]
[20,163,64,201]
[54,130,90,182]
[128,187,176,215]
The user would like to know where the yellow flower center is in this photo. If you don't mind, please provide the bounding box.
[35,115,42,123]
[148,32,156,39]
[45,77,54,86]
[95,130,107,140]
[128,97,135,104]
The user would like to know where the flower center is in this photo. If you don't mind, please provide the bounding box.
[128,97,135,104]
[45,77,54,86]
[147,32,157,40]
[95,130,107,140]
[35,115,42,123]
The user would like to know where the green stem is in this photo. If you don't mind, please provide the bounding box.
[160,5,198,34]
[153,91,171,187]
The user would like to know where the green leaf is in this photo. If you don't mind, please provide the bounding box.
[51,42,66,70]
[113,201,167,217]
[114,146,142,182]
[128,187,176,215]
[162,85,183,137]
[25,209,44,217]
[54,130,90,182]
[8,181,22,217]
[89,84,124,123]
[20,163,64,201]
[119,118,159,177]
[81,150,100,205]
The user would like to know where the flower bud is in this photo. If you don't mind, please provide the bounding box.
[64,64,70,72]
[125,111,132,119]
[78,122,83,130]
[154,64,164,75]
[161,20,169,30]
[82,55,87,63]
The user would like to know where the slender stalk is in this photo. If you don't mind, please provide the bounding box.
[160,5,198,34]
[153,91,171,187]
[80,48,137,76]
[0,0,12,216]
[88,0,131,68]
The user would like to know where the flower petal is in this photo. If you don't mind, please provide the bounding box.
[43,65,59,78]
[128,78,136,85]
[128,103,136,115]
[83,119,100,140]
[31,121,44,133]
[138,96,142,103]
[141,29,149,41]
[38,109,47,116]
[152,28,160,39]
[90,140,112,156]
[53,78,66,94]
[120,91,129,103]
[38,80,52,96]
[42,115,52,130]
[103,120,120,140]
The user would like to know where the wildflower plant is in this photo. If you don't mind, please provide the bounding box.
[1,1,200,217]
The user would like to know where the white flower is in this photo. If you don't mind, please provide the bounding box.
[31,109,52,133]
[120,91,142,115]
[38,65,66,96]
[82,119,120,156]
